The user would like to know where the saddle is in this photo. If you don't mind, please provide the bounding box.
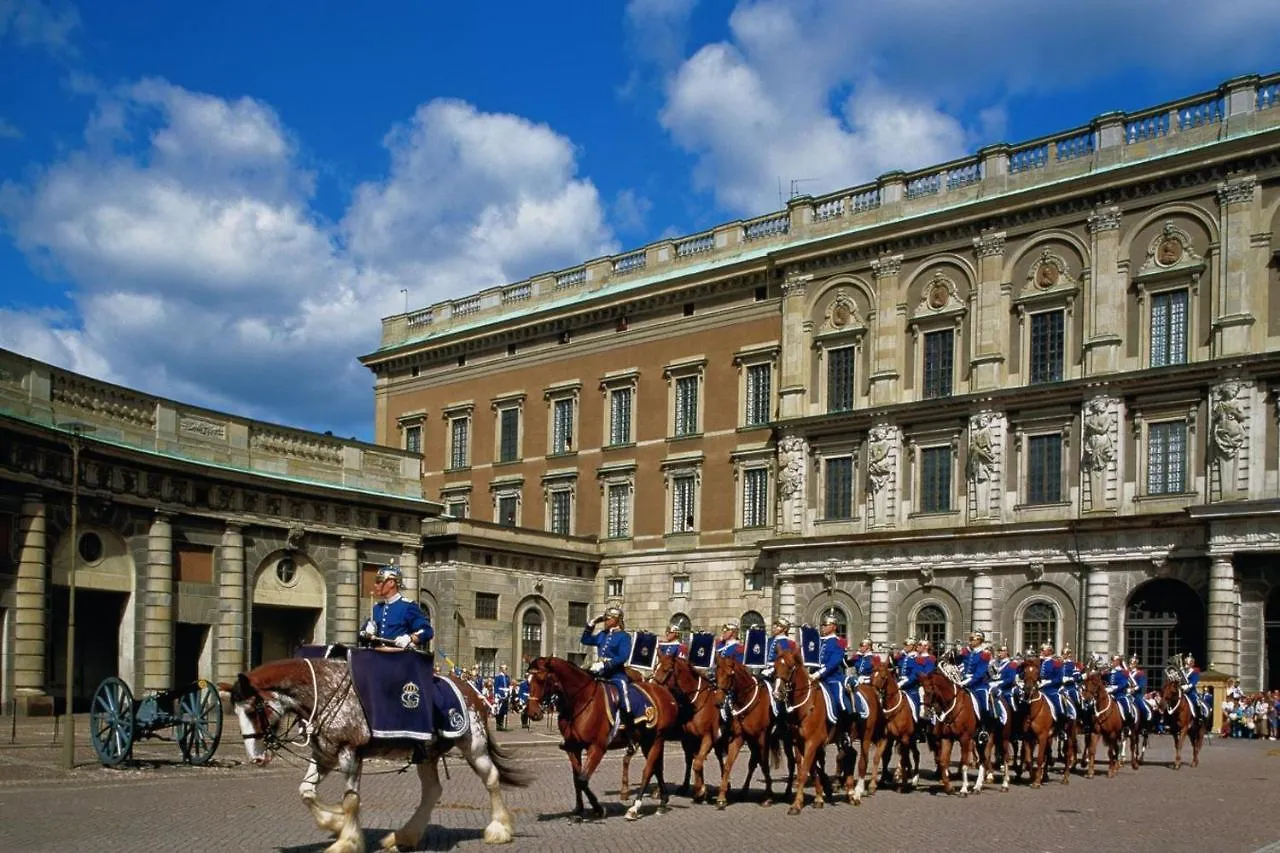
[602,680,659,729]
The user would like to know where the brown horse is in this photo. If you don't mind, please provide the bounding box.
[525,656,679,821]
[1079,671,1139,777]
[770,648,850,814]
[917,670,985,795]
[713,654,793,808]
[846,674,886,804]
[223,657,528,853]
[870,658,921,791]
[1158,680,1205,770]
[651,654,723,803]
[1019,659,1074,787]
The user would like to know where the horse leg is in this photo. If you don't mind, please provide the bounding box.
[692,732,712,803]
[325,753,365,853]
[1061,724,1074,785]
[457,725,517,844]
[1085,731,1097,778]
[759,733,778,806]
[626,735,664,821]
[1108,732,1120,779]
[382,757,442,851]
[299,760,345,837]
[619,743,634,801]
[936,737,954,795]
[577,744,608,820]
[788,736,819,815]
[851,733,868,805]
[564,748,589,821]
[957,737,971,796]
[717,735,744,809]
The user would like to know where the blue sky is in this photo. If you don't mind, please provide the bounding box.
[2,0,1278,439]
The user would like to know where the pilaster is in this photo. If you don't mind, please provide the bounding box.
[778,272,811,419]
[971,570,993,635]
[336,538,361,645]
[869,573,890,647]
[777,578,797,630]
[868,255,903,406]
[775,436,809,535]
[1084,206,1124,374]
[143,512,174,693]
[215,523,245,684]
[1207,555,1239,677]
[1084,564,1111,659]
[399,545,421,599]
[969,231,1007,390]
[13,495,51,712]
[1214,176,1259,356]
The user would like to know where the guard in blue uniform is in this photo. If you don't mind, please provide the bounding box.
[1060,645,1082,711]
[1105,654,1135,721]
[1179,653,1209,719]
[896,637,923,721]
[811,614,849,716]
[915,639,937,679]
[656,623,688,659]
[991,644,1018,714]
[359,564,435,741]
[516,677,532,730]
[493,664,513,731]
[1127,655,1150,727]
[581,606,635,721]
[959,630,995,734]
[1038,643,1075,721]
[714,620,745,664]
[760,618,795,677]
[845,636,879,719]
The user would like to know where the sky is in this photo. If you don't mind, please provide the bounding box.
[2,0,1278,440]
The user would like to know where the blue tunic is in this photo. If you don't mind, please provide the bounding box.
[714,639,745,664]
[960,647,993,712]
[847,652,878,683]
[813,634,848,713]
[581,625,633,707]
[657,640,687,658]
[370,596,433,645]
[494,672,512,710]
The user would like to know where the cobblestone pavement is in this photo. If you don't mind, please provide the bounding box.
[2,715,1279,853]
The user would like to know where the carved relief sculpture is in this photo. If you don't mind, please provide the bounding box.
[776,435,809,534]
[1081,396,1118,510]
[967,414,997,483]
[1209,381,1247,460]
[866,425,897,526]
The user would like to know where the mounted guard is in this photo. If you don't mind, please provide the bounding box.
[1106,654,1137,721]
[845,636,879,718]
[992,644,1019,711]
[811,614,850,719]
[358,564,435,742]
[657,623,689,659]
[959,630,996,737]
[1060,644,1083,711]
[714,620,745,664]
[1178,653,1211,719]
[1127,654,1151,727]
[581,606,638,727]
[1038,642,1076,721]
[895,637,924,721]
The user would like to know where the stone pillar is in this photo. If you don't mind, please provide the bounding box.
[778,272,811,420]
[143,512,174,693]
[13,495,50,712]
[967,412,1006,521]
[969,231,1007,391]
[971,570,993,635]
[336,538,361,645]
[777,577,797,629]
[776,436,809,535]
[868,255,904,407]
[1084,206,1123,374]
[215,523,245,684]
[1207,555,1239,677]
[1214,176,1259,356]
[399,545,421,599]
[869,573,890,647]
[1084,564,1111,659]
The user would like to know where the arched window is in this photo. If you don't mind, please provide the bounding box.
[820,606,849,639]
[1021,601,1057,654]
[521,609,544,662]
[915,604,948,649]
[741,610,766,632]
[669,612,692,635]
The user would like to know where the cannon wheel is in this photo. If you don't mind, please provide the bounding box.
[89,676,135,767]
[176,679,223,765]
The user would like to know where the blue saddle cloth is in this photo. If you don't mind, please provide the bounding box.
[602,680,655,725]
[296,646,469,742]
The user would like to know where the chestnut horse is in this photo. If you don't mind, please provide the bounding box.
[524,656,679,821]
[1079,671,1139,778]
[917,670,986,796]
[651,654,723,803]
[1018,660,1074,787]
[223,657,528,853]
[870,658,921,791]
[770,648,850,814]
[1158,680,1205,770]
[713,654,793,808]
[846,675,886,804]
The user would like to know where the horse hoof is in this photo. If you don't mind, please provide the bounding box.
[787,806,801,816]
[568,816,583,825]
[761,799,772,807]
[656,805,670,815]
[625,812,639,822]
[716,801,727,811]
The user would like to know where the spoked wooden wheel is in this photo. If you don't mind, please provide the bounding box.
[89,676,135,767]
[176,679,223,765]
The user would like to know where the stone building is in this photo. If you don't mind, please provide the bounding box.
[362,73,1280,691]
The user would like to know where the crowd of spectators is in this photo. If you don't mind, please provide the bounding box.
[1221,679,1279,739]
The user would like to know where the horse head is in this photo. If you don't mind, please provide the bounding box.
[1079,670,1104,709]
[1160,679,1183,715]
[1019,659,1042,698]
[220,660,316,767]
[523,657,561,722]
[770,648,805,704]
[651,654,686,693]
[869,657,895,697]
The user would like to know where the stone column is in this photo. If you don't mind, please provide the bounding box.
[215,523,245,684]
[399,544,421,599]
[1084,206,1123,374]
[1214,177,1259,356]
[336,538,361,645]
[969,231,1007,391]
[868,255,904,407]
[971,570,993,635]
[778,272,811,420]
[143,512,174,693]
[869,572,890,647]
[777,577,797,629]
[1084,564,1111,659]
[1207,555,1238,676]
[13,495,50,712]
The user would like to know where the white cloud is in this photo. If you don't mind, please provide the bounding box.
[0,118,21,139]
[625,0,698,69]
[0,0,78,54]
[1,83,615,434]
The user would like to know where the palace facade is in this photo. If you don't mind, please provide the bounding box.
[362,73,1280,691]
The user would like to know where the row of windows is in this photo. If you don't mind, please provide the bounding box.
[816,599,1060,653]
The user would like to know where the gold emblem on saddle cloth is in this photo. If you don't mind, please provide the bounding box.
[401,681,421,710]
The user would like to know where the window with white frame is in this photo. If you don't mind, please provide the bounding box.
[444,404,473,470]
[444,498,468,518]
[742,467,769,528]
[744,569,765,592]
[546,485,573,535]
[915,603,948,648]
[492,484,521,527]
[1146,419,1187,495]
[665,357,706,438]
[601,369,639,448]
[918,445,952,513]
[606,482,632,538]
[672,474,697,532]
[544,383,580,456]
[824,456,854,520]
[495,400,522,463]
[606,577,624,598]
[922,329,954,399]
[744,363,773,426]
[672,575,690,596]
[1026,433,1063,505]
[1149,289,1189,368]
[1028,310,1065,384]
[404,424,422,454]
[827,346,856,413]
[1020,600,1058,652]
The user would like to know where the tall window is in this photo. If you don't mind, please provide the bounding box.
[672,474,697,532]
[742,468,769,528]
[551,398,574,454]
[521,609,544,661]
[824,456,854,520]
[827,346,855,412]
[1029,310,1065,384]
[444,498,468,518]
[609,387,633,446]
[568,601,589,626]
[745,364,772,426]
[919,446,952,513]
[1147,420,1187,495]
[741,610,767,632]
[606,577,624,598]
[915,604,948,648]
[549,489,572,534]
[1021,601,1057,652]
[404,424,422,454]
[922,329,954,399]
[449,416,470,470]
[475,648,497,677]
[475,592,499,620]
[498,407,520,463]
[674,376,699,436]
[607,483,632,538]
[1150,289,1188,367]
[672,575,690,596]
[497,494,518,527]
[1027,434,1062,504]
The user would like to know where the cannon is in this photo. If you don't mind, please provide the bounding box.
[87,676,223,767]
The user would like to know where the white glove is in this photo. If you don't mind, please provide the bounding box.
[589,661,605,675]
[361,619,376,637]
[394,634,412,649]
[810,672,822,683]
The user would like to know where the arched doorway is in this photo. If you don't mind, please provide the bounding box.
[251,551,326,667]
[1266,586,1280,691]
[521,608,544,662]
[1124,578,1205,689]
[740,610,766,632]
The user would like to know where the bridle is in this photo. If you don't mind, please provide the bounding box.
[237,659,348,763]
[773,660,814,714]
[716,660,762,718]
[654,659,712,707]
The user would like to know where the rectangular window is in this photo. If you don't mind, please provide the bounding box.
[475,592,499,620]
[497,494,518,527]
[449,417,470,470]
[404,424,422,454]
[824,457,854,520]
[827,346,856,413]
[444,498,468,518]
[919,446,952,513]
[923,329,954,399]
[607,483,632,538]
[1029,310,1064,384]
[672,576,690,596]
[745,363,772,426]
[568,601,589,626]
[1147,421,1187,495]
[742,467,769,528]
[498,407,519,462]
[606,577,624,598]
[1150,289,1188,367]
[475,647,497,678]
[674,376,699,436]
[744,569,765,592]
[672,474,696,532]
[608,387,633,445]
[1026,434,1062,505]
[549,490,572,535]
[551,398,574,454]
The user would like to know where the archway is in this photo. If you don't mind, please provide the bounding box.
[1266,586,1280,691]
[1124,578,1204,689]
[251,551,326,667]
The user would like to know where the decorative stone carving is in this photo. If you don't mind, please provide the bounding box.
[967,413,997,484]
[1209,380,1247,460]
[1216,176,1257,207]
[1138,221,1203,276]
[870,254,903,279]
[966,412,1005,519]
[1087,206,1122,233]
[1028,562,1045,582]
[822,290,866,332]
[973,231,1006,258]
[50,374,156,428]
[776,435,809,535]
[286,524,307,552]
[866,427,895,495]
[1023,248,1077,297]
[179,416,227,439]
[912,270,964,318]
[251,428,344,465]
[781,271,812,296]
[1082,397,1117,473]
[919,566,935,587]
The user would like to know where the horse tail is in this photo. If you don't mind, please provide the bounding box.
[769,737,782,770]
[485,728,533,788]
